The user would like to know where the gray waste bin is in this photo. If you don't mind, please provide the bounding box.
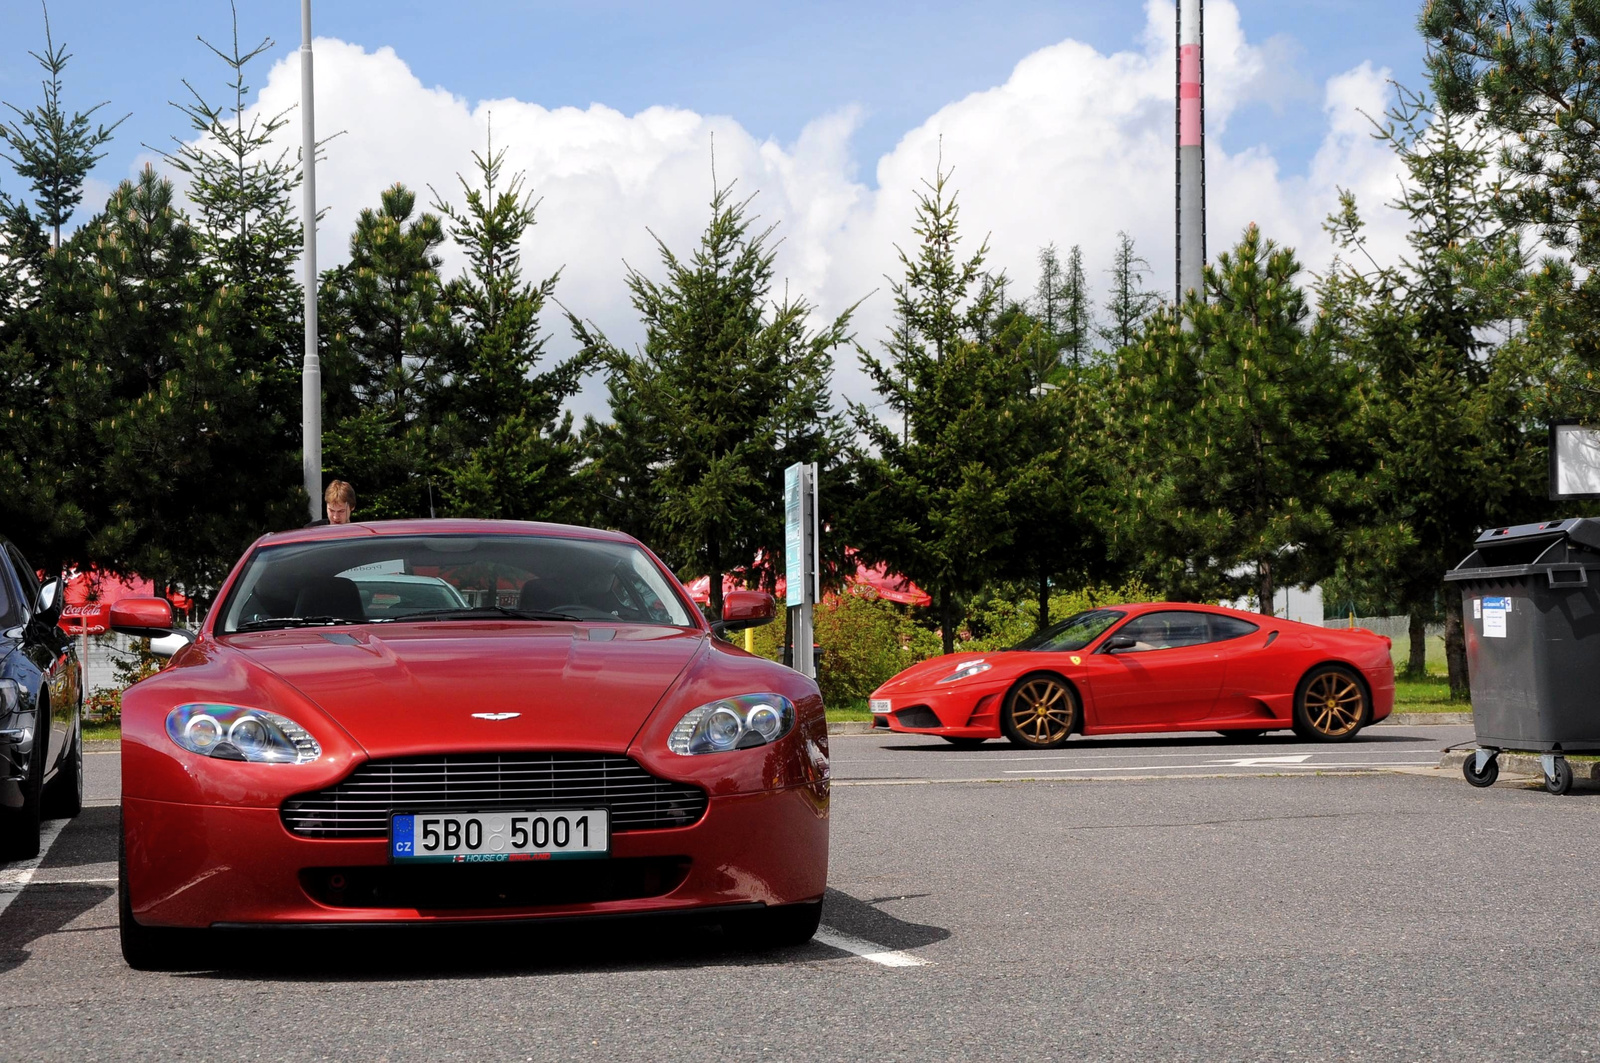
[1444,517,1600,793]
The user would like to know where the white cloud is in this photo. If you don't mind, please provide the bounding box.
[162,0,1409,421]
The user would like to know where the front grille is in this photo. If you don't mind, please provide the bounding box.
[894,706,942,729]
[281,753,708,838]
[300,857,691,909]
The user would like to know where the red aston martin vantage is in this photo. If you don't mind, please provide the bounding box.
[869,602,1394,748]
[112,521,829,969]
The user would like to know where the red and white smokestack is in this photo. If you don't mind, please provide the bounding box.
[1176,0,1206,302]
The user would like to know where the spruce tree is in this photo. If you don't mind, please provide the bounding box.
[849,165,1054,653]
[321,184,453,519]
[429,133,593,521]
[0,3,126,249]
[1112,225,1355,610]
[1324,90,1545,695]
[1098,232,1160,353]
[575,182,853,619]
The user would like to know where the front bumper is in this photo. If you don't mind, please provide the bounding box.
[124,782,829,928]
[870,688,1005,739]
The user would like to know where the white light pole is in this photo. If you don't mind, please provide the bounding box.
[300,0,322,521]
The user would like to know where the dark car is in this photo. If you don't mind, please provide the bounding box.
[0,537,84,859]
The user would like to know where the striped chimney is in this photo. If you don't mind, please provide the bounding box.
[1176,0,1206,303]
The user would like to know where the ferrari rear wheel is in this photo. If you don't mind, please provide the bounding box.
[119,820,203,971]
[729,900,824,950]
[1000,674,1078,750]
[1292,665,1368,742]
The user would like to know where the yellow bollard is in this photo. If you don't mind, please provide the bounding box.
[744,628,753,653]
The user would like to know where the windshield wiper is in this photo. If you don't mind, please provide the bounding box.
[384,605,584,623]
[237,615,365,632]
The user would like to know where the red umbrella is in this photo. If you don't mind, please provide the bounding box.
[684,553,930,609]
[57,569,191,635]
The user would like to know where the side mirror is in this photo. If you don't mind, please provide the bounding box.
[36,577,63,625]
[110,597,176,639]
[1103,634,1137,654]
[719,590,776,632]
[110,598,194,658]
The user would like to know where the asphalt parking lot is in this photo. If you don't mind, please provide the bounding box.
[4,723,1599,1061]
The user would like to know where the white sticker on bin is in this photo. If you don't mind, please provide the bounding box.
[1483,596,1509,638]
[1473,598,1481,619]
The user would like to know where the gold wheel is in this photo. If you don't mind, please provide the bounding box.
[1000,675,1077,749]
[1294,666,1367,741]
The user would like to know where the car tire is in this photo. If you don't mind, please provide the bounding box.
[1000,674,1077,750]
[0,717,45,860]
[44,709,83,819]
[728,900,824,950]
[119,819,201,971]
[1291,665,1368,742]
[941,737,987,749]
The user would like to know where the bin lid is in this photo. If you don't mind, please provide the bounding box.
[1472,517,1600,552]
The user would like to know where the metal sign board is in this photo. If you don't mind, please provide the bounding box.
[1550,422,1600,500]
[785,464,803,607]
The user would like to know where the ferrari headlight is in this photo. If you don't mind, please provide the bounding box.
[0,679,19,713]
[166,704,321,764]
[669,694,795,755]
[937,659,993,684]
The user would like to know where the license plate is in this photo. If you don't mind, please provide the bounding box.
[390,810,610,863]
[869,698,891,713]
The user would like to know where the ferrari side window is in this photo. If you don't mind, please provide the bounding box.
[1113,611,1215,652]
[1208,616,1261,643]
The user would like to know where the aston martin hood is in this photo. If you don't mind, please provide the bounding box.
[216,623,707,756]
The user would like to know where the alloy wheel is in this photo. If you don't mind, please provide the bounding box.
[1001,676,1076,749]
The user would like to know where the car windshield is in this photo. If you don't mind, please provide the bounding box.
[1008,608,1126,652]
[216,534,697,633]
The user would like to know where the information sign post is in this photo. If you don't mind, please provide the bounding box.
[784,462,819,678]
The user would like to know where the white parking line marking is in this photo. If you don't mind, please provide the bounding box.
[1217,754,1314,766]
[857,749,1440,765]
[0,817,72,919]
[1003,759,1439,774]
[814,926,931,967]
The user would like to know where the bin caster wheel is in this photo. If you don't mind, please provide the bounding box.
[1463,753,1499,788]
[1544,758,1574,795]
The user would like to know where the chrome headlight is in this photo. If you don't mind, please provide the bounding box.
[165,704,322,764]
[669,693,795,755]
[937,659,993,684]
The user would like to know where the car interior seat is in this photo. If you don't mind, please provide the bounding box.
[292,576,365,620]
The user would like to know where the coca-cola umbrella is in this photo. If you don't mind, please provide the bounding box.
[58,569,191,636]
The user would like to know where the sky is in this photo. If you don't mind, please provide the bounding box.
[0,0,1432,418]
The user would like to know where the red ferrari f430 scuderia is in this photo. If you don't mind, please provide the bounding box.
[869,602,1394,748]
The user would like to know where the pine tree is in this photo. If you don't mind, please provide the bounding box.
[429,131,593,521]
[321,184,453,519]
[1112,225,1355,610]
[574,182,853,619]
[1098,232,1160,352]
[849,165,1054,653]
[1324,89,1545,696]
[0,2,126,249]
[152,3,306,397]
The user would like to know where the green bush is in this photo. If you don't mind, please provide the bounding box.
[748,590,938,705]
